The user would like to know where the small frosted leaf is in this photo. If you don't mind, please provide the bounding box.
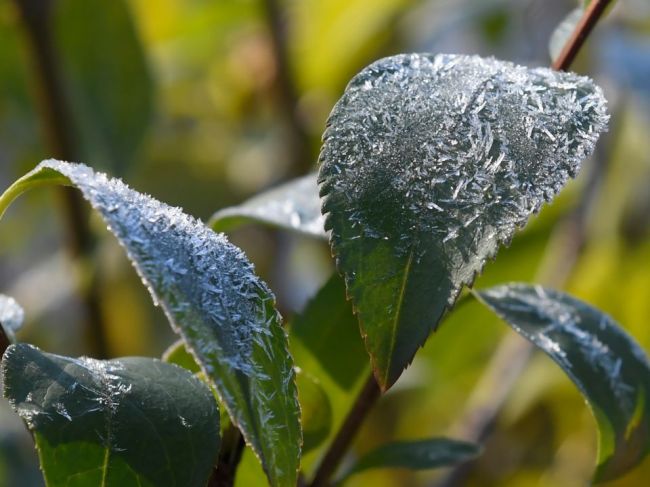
[0,161,301,487]
[210,173,327,239]
[319,53,608,390]
[549,7,583,63]
[2,343,220,487]
[477,284,650,483]
[0,294,24,343]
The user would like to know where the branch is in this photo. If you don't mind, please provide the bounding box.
[309,374,381,487]
[552,0,613,71]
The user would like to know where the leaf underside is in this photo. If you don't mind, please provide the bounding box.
[0,161,301,487]
[318,53,608,390]
[476,284,650,483]
[210,172,326,239]
[2,343,220,487]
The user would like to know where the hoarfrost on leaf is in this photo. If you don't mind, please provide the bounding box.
[476,284,650,483]
[319,53,608,390]
[0,160,301,487]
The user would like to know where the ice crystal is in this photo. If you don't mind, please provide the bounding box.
[320,53,608,297]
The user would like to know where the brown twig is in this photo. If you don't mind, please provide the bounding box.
[309,374,381,487]
[12,0,109,358]
[552,0,613,71]
[208,424,246,487]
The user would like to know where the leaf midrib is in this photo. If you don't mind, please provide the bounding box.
[382,248,414,387]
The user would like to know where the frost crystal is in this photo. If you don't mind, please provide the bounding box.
[320,53,608,294]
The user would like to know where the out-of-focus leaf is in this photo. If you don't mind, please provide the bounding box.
[210,173,326,238]
[2,343,220,487]
[319,53,608,391]
[549,7,582,63]
[342,438,480,479]
[0,161,301,487]
[476,284,650,483]
[54,0,153,174]
[0,294,24,344]
[296,369,332,453]
[291,273,368,390]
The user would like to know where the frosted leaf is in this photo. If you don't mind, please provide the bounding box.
[0,160,301,487]
[549,7,583,63]
[477,284,650,483]
[0,294,24,343]
[211,173,327,239]
[2,343,220,486]
[319,53,608,390]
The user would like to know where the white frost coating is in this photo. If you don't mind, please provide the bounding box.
[0,294,24,342]
[320,53,608,300]
[23,160,299,486]
[481,285,648,415]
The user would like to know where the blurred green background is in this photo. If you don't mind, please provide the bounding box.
[1,0,650,485]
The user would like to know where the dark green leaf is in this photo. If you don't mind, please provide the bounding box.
[0,294,24,344]
[476,284,650,483]
[0,161,301,487]
[296,370,332,453]
[319,53,608,390]
[291,273,368,390]
[343,437,480,478]
[2,343,220,487]
[210,173,326,239]
[54,0,153,174]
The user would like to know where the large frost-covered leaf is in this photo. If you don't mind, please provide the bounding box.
[0,294,24,346]
[210,173,326,239]
[476,284,650,483]
[342,437,480,479]
[2,343,220,487]
[319,53,608,390]
[0,161,301,487]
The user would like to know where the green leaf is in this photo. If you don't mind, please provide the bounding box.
[476,284,650,483]
[318,53,608,391]
[2,343,220,487]
[549,7,583,63]
[296,370,332,453]
[210,173,326,239]
[343,437,480,479]
[0,161,301,487]
[291,273,368,390]
[54,0,153,174]
[0,294,24,344]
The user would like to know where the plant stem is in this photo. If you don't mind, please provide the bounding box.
[261,0,313,177]
[12,0,109,358]
[309,374,381,487]
[552,0,613,71]
[208,424,246,487]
